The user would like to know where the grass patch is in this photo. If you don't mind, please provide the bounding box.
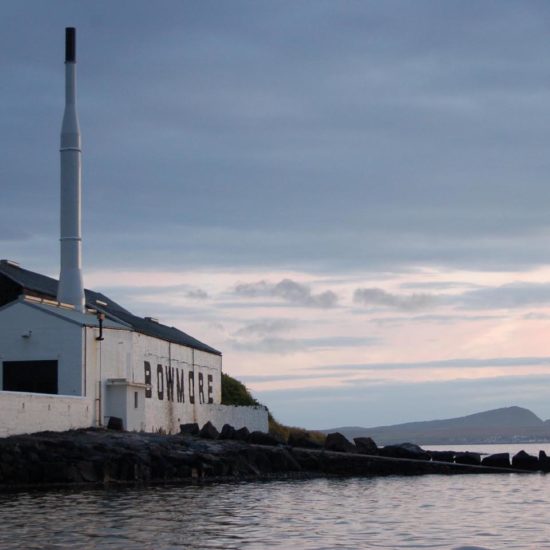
[221,373,259,407]
[269,413,326,445]
[222,372,325,444]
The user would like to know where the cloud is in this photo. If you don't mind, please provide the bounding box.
[355,282,550,312]
[368,313,502,326]
[7,2,550,278]
[353,282,550,313]
[234,318,296,337]
[234,278,338,308]
[353,287,437,311]
[184,288,209,300]
[239,372,343,383]
[312,356,550,372]
[523,312,550,320]
[230,335,379,355]
[455,282,550,310]
[400,281,481,290]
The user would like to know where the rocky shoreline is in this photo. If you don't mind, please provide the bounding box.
[0,424,545,490]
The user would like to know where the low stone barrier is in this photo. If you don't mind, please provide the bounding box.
[322,432,550,473]
[0,427,539,489]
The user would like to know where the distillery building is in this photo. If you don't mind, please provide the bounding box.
[0,29,267,437]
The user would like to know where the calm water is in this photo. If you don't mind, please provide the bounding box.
[1,444,549,549]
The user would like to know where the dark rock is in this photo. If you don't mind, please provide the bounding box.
[428,450,455,463]
[247,431,284,446]
[0,427,533,488]
[219,424,237,440]
[353,437,378,455]
[199,422,219,440]
[324,432,357,453]
[379,443,430,461]
[261,446,302,473]
[539,450,550,472]
[481,453,510,468]
[288,433,322,450]
[42,461,70,483]
[454,452,481,466]
[107,417,123,431]
[180,423,199,436]
[243,446,273,474]
[512,450,539,471]
[234,427,250,441]
[76,460,101,482]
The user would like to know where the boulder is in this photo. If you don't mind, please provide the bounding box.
[199,421,219,440]
[288,433,323,450]
[219,424,237,440]
[353,437,378,455]
[539,450,550,472]
[454,452,481,466]
[234,427,250,441]
[324,432,357,453]
[379,443,430,461]
[512,450,539,471]
[481,453,510,468]
[180,423,199,436]
[107,417,123,431]
[247,431,285,446]
[428,450,455,463]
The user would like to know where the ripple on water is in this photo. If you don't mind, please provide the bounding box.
[1,475,550,549]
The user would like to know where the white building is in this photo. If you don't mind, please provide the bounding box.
[0,260,267,437]
[0,28,267,437]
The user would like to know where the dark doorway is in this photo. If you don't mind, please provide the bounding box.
[3,360,58,394]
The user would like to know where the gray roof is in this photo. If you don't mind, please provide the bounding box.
[26,299,132,329]
[0,261,221,356]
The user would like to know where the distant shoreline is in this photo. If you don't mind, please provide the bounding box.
[323,405,550,446]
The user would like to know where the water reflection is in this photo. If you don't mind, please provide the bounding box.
[0,475,549,549]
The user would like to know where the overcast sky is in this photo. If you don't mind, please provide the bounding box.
[4,1,550,429]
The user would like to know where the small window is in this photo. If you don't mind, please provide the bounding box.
[3,360,58,394]
[134,391,138,409]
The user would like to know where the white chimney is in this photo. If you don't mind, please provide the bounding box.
[57,27,85,311]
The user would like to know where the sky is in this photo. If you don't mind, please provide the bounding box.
[3,1,550,429]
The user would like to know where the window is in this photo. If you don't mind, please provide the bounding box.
[3,360,58,394]
[134,391,138,409]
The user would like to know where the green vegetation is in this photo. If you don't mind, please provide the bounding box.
[221,373,259,406]
[221,372,325,444]
[268,413,326,445]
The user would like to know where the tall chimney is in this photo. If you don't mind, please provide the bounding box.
[57,27,85,311]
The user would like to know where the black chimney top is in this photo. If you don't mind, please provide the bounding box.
[65,27,76,63]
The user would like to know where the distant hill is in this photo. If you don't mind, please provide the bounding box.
[322,406,550,445]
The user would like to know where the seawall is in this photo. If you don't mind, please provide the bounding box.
[0,428,531,489]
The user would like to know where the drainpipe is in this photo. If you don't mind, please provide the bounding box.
[96,312,105,341]
[192,348,196,423]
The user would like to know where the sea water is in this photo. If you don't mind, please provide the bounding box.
[1,443,549,549]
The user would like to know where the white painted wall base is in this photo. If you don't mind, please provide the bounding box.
[0,390,269,437]
[196,404,269,433]
[0,391,94,438]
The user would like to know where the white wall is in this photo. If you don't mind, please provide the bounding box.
[87,327,224,433]
[196,405,269,433]
[0,391,94,437]
[0,302,83,395]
